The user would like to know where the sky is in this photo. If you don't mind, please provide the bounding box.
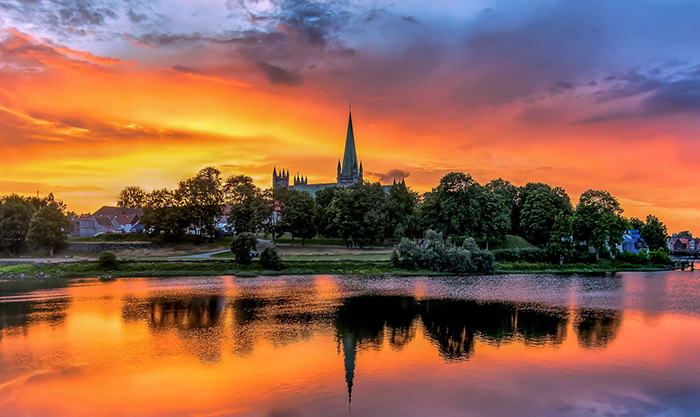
[1,0,699,231]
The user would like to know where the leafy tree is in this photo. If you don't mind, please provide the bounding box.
[0,195,34,256]
[26,193,63,212]
[141,188,191,242]
[260,246,283,270]
[518,183,572,246]
[117,186,147,208]
[676,230,693,237]
[385,181,420,240]
[629,217,645,231]
[478,187,511,249]
[420,172,481,241]
[486,178,519,234]
[311,186,338,238]
[640,214,668,251]
[230,232,258,265]
[546,212,574,264]
[326,181,386,247]
[572,189,628,259]
[279,189,317,245]
[25,203,73,256]
[224,175,270,235]
[179,167,224,243]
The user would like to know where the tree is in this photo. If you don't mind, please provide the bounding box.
[486,178,518,235]
[25,203,73,256]
[677,230,693,237]
[141,188,192,242]
[117,186,147,208]
[518,183,572,246]
[224,175,270,235]
[230,232,258,265]
[385,181,420,240]
[640,214,668,251]
[478,187,511,249]
[573,189,628,259]
[0,195,34,256]
[629,217,644,231]
[279,189,317,245]
[546,212,574,264]
[326,181,386,247]
[420,172,481,241]
[179,167,224,243]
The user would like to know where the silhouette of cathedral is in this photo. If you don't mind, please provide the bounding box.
[272,107,364,196]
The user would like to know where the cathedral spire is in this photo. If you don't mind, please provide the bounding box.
[340,105,358,178]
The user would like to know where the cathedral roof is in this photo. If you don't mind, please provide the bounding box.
[341,109,358,177]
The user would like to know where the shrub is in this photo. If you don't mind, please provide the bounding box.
[97,251,119,269]
[230,232,258,265]
[649,249,672,265]
[616,251,647,265]
[260,246,283,271]
[391,231,494,273]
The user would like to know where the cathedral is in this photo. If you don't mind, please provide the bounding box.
[272,108,365,196]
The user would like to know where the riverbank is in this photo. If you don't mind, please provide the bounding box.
[0,259,673,279]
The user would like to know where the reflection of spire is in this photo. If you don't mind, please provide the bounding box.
[342,335,357,412]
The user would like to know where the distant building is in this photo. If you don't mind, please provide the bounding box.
[668,233,699,253]
[72,206,144,237]
[272,107,379,197]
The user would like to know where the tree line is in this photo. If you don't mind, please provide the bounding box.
[120,167,672,260]
[0,193,73,256]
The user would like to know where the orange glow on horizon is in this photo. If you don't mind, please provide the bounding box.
[1,28,699,231]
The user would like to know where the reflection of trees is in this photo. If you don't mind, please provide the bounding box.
[147,295,226,363]
[516,307,568,346]
[574,308,622,349]
[230,297,268,357]
[0,277,71,338]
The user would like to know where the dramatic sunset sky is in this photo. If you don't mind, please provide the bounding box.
[1,0,699,230]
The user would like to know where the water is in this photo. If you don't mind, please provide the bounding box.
[1,272,700,416]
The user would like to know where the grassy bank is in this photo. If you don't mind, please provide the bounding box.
[495,261,672,273]
[0,259,673,279]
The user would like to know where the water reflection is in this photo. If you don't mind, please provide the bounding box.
[0,273,699,416]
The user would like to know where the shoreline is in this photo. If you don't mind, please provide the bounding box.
[0,259,674,279]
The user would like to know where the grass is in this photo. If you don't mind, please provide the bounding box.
[210,251,391,261]
[269,236,347,246]
[0,259,442,278]
[0,257,674,280]
[495,261,671,273]
[481,235,537,250]
[68,234,233,246]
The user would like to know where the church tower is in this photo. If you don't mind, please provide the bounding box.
[337,106,363,187]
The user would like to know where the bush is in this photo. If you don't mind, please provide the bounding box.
[391,231,494,274]
[260,246,283,271]
[230,232,258,265]
[616,251,647,265]
[649,249,672,265]
[98,251,119,269]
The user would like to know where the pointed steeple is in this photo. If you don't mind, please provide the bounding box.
[341,106,358,178]
[342,335,357,410]
[273,166,277,175]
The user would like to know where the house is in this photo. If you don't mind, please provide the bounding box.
[619,229,641,253]
[669,237,690,252]
[72,206,144,237]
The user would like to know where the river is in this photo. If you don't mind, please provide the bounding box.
[1,272,699,416]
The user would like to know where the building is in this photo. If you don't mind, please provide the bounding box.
[668,233,699,253]
[72,206,144,237]
[272,107,367,197]
[619,229,641,253]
